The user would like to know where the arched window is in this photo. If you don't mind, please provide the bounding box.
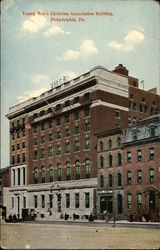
[34,168,38,184]
[41,166,45,183]
[57,163,62,181]
[100,156,104,168]
[118,173,122,186]
[117,194,122,214]
[118,153,122,166]
[100,141,104,151]
[49,165,53,182]
[117,137,121,147]
[66,162,71,181]
[108,139,112,149]
[100,175,104,188]
[108,154,112,167]
[127,171,132,185]
[75,161,80,180]
[108,174,112,187]
[85,159,91,179]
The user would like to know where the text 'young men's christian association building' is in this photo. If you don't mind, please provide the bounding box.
[3,64,160,220]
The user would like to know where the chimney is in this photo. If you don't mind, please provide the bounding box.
[112,64,129,76]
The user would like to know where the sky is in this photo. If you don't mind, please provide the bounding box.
[1,0,160,168]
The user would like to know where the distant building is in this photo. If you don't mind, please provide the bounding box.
[3,64,160,219]
[0,167,10,206]
[123,115,160,222]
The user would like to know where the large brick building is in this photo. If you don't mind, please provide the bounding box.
[123,115,160,222]
[3,64,160,219]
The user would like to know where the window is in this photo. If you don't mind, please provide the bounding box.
[23,197,26,209]
[12,156,15,165]
[100,175,104,188]
[48,120,52,129]
[74,141,80,152]
[132,117,136,125]
[127,193,132,209]
[127,151,131,163]
[85,123,90,132]
[108,154,112,167]
[152,100,156,106]
[40,110,44,116]
[84,108,90,117]
[75,193,79,208]
[41,123,45,131]
[41,135,45,144]
[74,96,80,103]
[142,97,145,102]
[133,103,137,110]
[33,113,37,119]
[22,153,25,162]
[127,171,132,185]
[74,126,79,135]
[66,193,70,208]
[133,131,137,140]
[57,163,62,181]
[128,116,131,124]
[65,114,70,123]
[56,145,61,155]
[151,107,154,116]
[41,194,45,208]
[48,108,52,114]
[117,137,121,147]
[108,174,112,187]
[12,169,15,186]
[11,197,14,209]
[17,143,20,150]
[133,81,137,87]
[66,162,71,180]
[48,133,53,142]
[49,165,53,182]
[41,166,45,183]
[137,150,142,162]
[118,153,122,166]
[137,170,142,184]
[74,112,80,120]
[85,138,90,149]
[150,148,154,160]
[118,173,122,186]
[34,150,38,160]
[150,127,155,137]
[66,128,70,137]
[12,134,15,140]
[34,168,38,184]
[34,137,37,145]
[128,101,131,109]
[49,194,53,208]
[22,142,25,149]
[149,169,154,183]
[137,193,142,209]
[100,141,104,151]
[56,104,61,111]
[84,92,90,100]
[17,132,20,139]
[17,154,20,164]
[56,131,62,139]
[85,193,90,208]
[85,159,91,179]
[12,122,14,128]
[139,104,143,113]
[130,94,134,99]
[56,117,61,126]
[65,143,70,154]
[108,139,112,149]
[48,147,53,157]
[100,156,104,168]
[75,161,80,180]
[40,148,45,159]
[115,109,120,118]
[65,100,70,107]
[12,145,15,151]
[18,168,20,185]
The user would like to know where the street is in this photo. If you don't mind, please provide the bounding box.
[1,222,160,249]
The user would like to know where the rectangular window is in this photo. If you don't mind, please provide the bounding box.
[84,108,90,117]
[85,193,90,208]
[40,149,45,159]
[12,145,15,151]
[41,135,45,144]
[12,134,15,140]
[48,120,52,129]
[74,112,80,120]
[17,132,20,139]
[137,193,142,209]
[34,137,37,145]
[34,195,38,208]
[33,126,37,133]
[85,138,90,149]
[127,193,132,209]
[17,154,20,163]
[85,123,90,132]
[84,92,90,100]
[34,150,38,160]
[23,197,26,208]
[139,104,143,113]
[48,133,53,142]
[33,113,37,119]
[48,147,53,157]
[23,167,25,185]
[65,143,70,154]
[12,156,15,165]
[49,194,53,208]
[41,194,45,208]
[74,141,80,152]
[127,152,131,163]
[149,169,154,183]
[41,123,45,131]
[150,148,154,160]
[17,143,20,150]
[65,100,70,107]
[22,142,25,149]
[144,106,148,113]
[65,114,70,123]
[74,96,80,103]
[56,117,61,126]
[74,126,79,135]
[11,197,14,209]
[56,131,62,139]
[133,103,137,110]
[150,127,155,137]
[137,150,142,162]
[40,110,45,116]
[56,104,61,111]
[75,193,79,208]
[65,128,70,137]
[133,131,137,140]
[56,145,61,155]
[115,109,120,118]
[66,193,70,208]
[22,153,25,162]
[137,170,142,184]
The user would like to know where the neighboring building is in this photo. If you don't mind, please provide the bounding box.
[4,64,160,219]
[96,128,125,219]
[0,167,10,206]
[123,115,160,222]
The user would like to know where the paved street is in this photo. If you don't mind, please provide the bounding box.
[1,221,160,249]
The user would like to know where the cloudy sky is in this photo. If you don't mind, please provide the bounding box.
[1,0,160,167]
